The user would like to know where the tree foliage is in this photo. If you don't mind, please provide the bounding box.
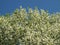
[0,7,60,45]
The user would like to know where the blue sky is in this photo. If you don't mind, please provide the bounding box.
[0,0,60,15]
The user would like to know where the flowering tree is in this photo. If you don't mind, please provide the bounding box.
[0,7,60,45]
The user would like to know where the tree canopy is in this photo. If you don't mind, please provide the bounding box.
[0,7,60,45]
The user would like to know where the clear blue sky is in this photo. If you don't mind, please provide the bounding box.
[0,0,60,15]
